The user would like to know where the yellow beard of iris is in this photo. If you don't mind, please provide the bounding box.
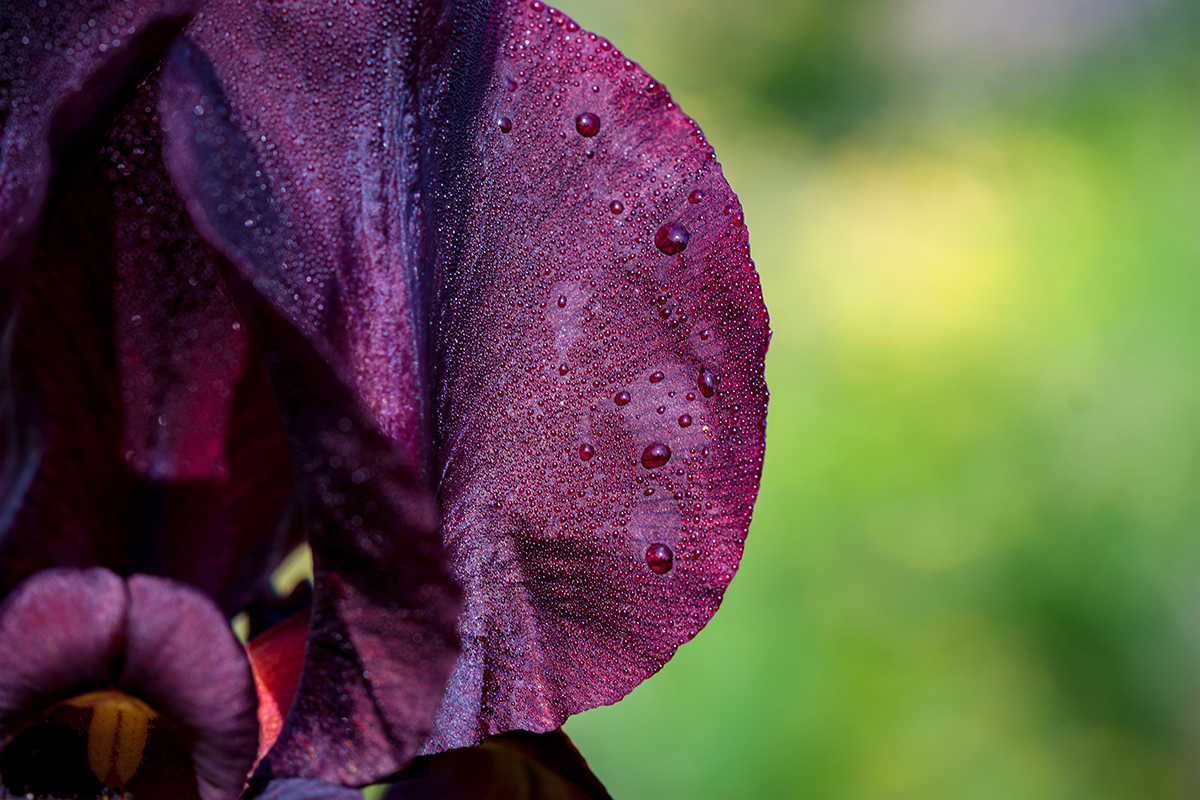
[63,691,158,789]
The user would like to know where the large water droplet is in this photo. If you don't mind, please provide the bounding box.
[678,414,692,428]
[498,116,512,133]
[579,443,595,461]
[615,391,631,406]
[688,189,705,204]
[609,199,624,214]
[654,223,690,255]
[649,371,665,384]
[575,112,600,137]
[646,543,674,574]
[698,369,716,397]
[641,443,671,469]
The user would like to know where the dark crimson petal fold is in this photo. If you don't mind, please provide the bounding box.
[0,568,258,800]
[0,1,298,612]
[385,731,610,800]
[160,29,460,785]
[160,0,766,763]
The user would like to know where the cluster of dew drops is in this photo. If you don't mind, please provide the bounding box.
[482,0,759,587]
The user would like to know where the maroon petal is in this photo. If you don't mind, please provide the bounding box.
[0,568,258,800]
[121,574,259,800]
[385,730,610,800]
[160,0,766,763]
[0,3,298,612]
[0,568,126,724]
[422,5,768,748]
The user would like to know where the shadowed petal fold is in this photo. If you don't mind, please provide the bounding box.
[0,1,298,613]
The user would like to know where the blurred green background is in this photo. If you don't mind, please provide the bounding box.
[550,0,1200,798]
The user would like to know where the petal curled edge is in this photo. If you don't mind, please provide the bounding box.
[0,567,126,727]
[161,0,767,761]
[385,730,610,800]
[123,575,260,800]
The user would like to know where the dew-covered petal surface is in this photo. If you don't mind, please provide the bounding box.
[122,574,259,800]
[0,568,125,728]
[160,24,461,784]
[385,730,610,800]
[421,1,769,748]
[161,0,767,756]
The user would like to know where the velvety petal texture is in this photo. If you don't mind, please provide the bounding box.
[420,1,768,750]
[158,0,767,763]
[0,567,259,800]
[385,731,610,800]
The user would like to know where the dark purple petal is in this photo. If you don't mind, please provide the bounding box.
[160,0,767,758]
[0,10,298,612]
[121,574,259,800]
[249,779,363,800]
[0,568,258,800]
[385,730,610,800]
[0,567,125,725]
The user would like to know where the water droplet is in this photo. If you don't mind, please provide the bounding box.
[498,116,512,133]
[615,391,631,406]
[678,414,692,427]
[654,223,690,255]
[575,112,600,137]
[699,329,711,340]
[579,443,595,461]
[609,199,624,214]
[646,543,674,574]
[657,406,666,414]
[557,295,567,308]
[698,369,716,397]
[644,487,655,497]
[649,370,665,384]
[559,363,570,375]
[688,189,705,203]
[641,443,671,469]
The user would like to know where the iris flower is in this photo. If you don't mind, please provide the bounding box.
[0,0,768,797]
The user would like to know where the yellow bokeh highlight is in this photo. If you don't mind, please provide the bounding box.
[800,151,1016,352]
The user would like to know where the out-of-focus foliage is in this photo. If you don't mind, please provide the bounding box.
[555,0,1200,798]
